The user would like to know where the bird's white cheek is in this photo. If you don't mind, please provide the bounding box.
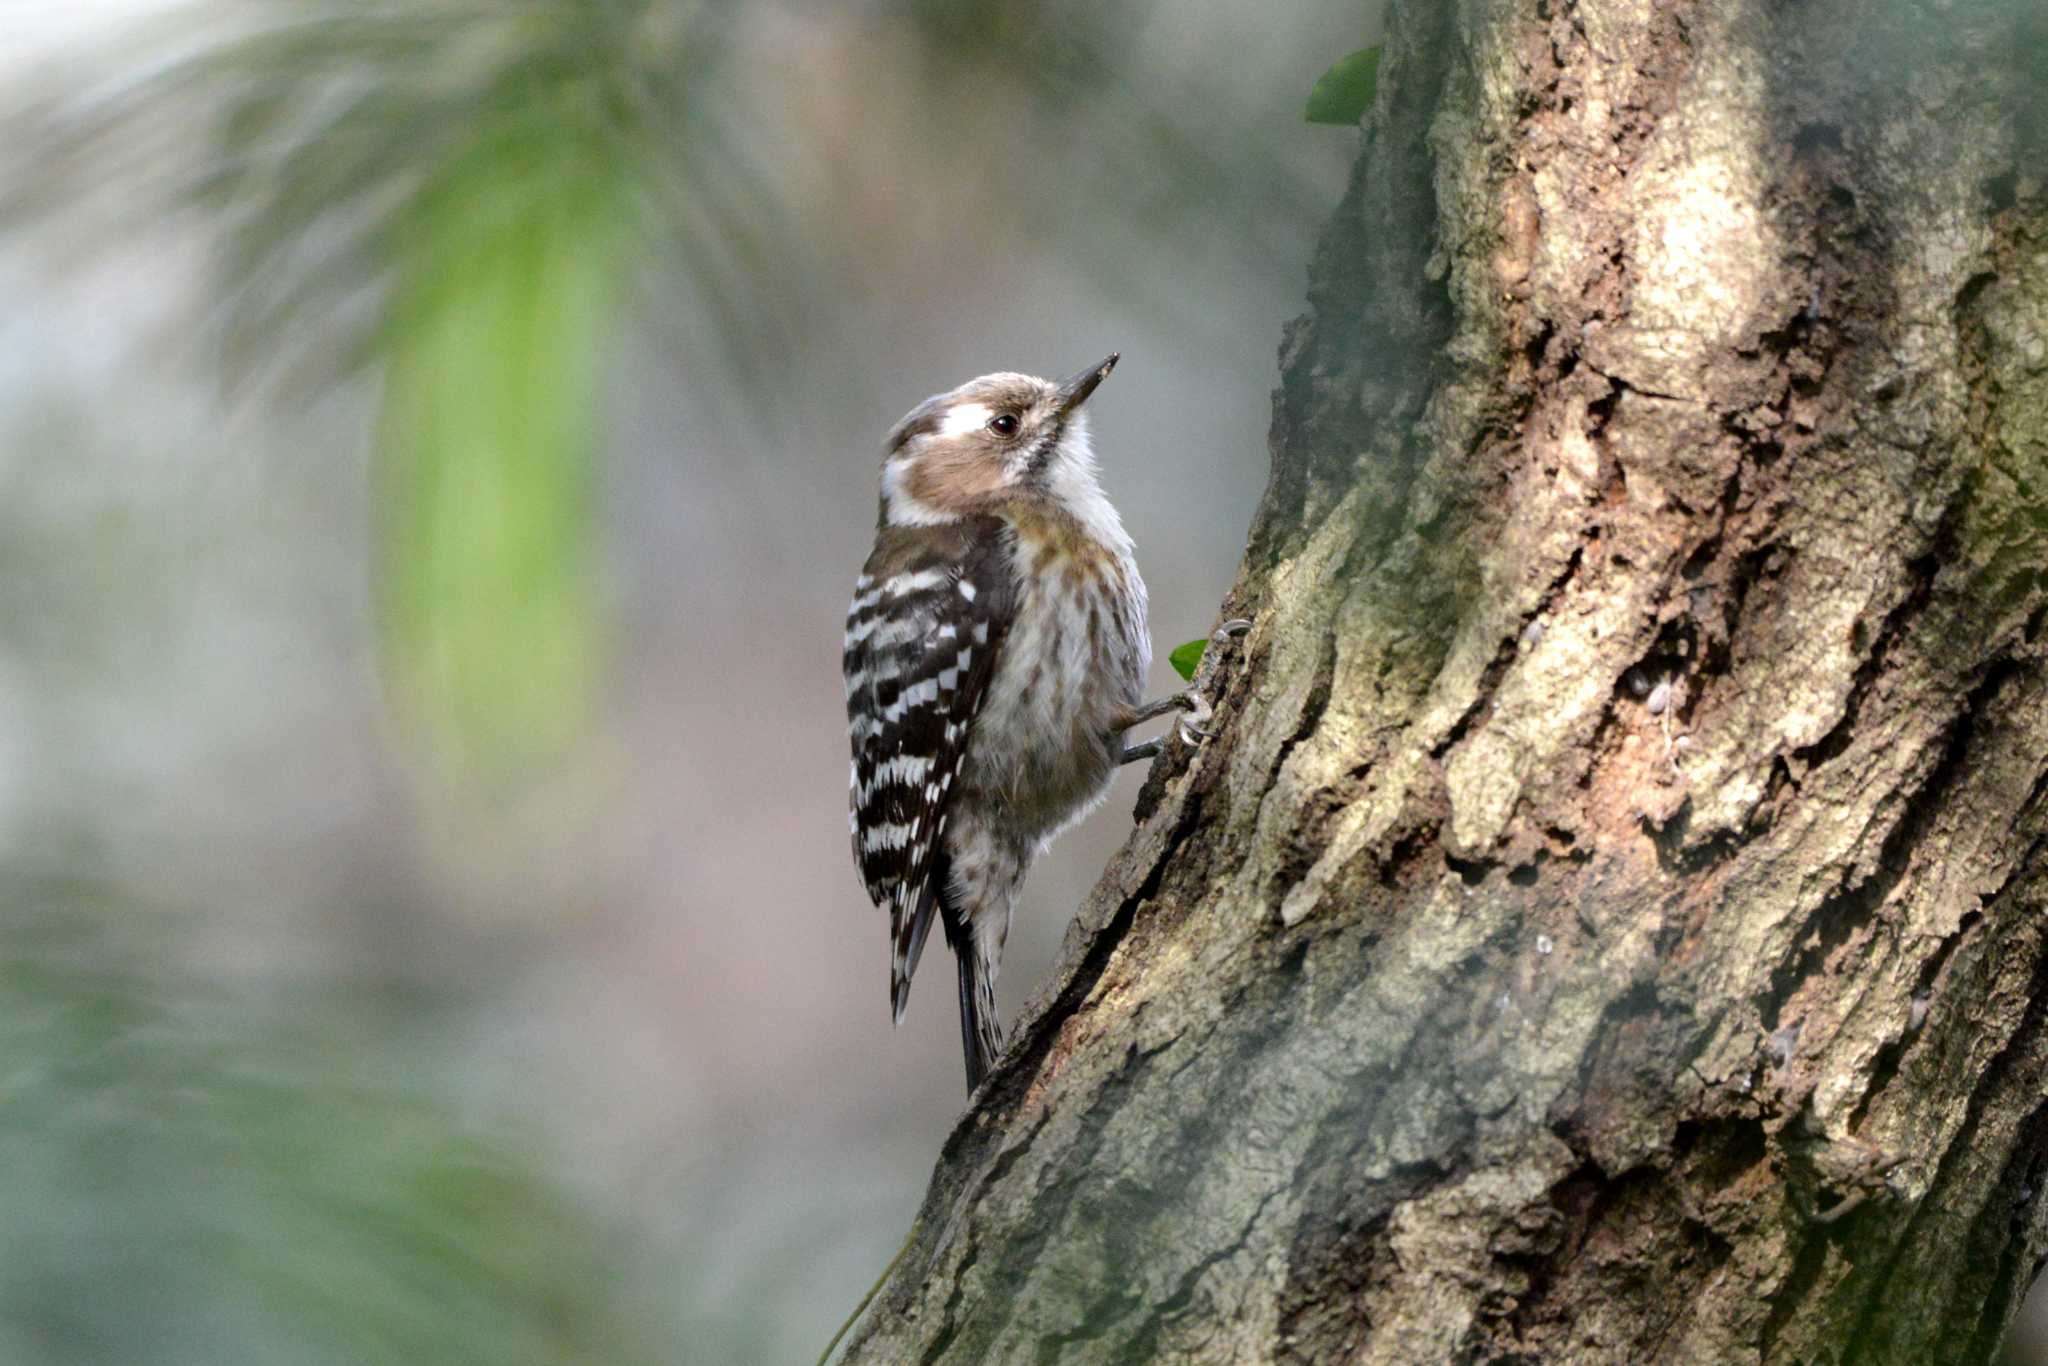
[882,458,955,527]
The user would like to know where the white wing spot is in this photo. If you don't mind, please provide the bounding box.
[872,618,928,648]
[880,678,941,725]
[885,568,948,598]
[856,753,936,803]
[862,821,913,851]
[957,579,978,602]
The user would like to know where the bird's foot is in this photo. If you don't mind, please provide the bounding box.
[1122,688,1212,765]
[1119,689,1212,764]
[1785,1123,1906,1225]
[1174,619,1248,743]
[1119,618,1251,764]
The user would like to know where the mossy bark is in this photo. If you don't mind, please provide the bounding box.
[843,1,2048,1361]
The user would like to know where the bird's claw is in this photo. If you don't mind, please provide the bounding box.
[1173,620,1245,743]
[1120,621,1246,763]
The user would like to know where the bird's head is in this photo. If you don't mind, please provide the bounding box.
[876,353,1119,527]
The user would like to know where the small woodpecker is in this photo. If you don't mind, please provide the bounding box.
[842,354,1214,1093]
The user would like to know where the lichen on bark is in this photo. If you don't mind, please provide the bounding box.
[840,1,2048,1361]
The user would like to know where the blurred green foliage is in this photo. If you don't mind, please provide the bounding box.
[1168,637,1206,682]
[375,62,632,778]
[14,0,760,782]
[195,1,673,778]
[897,0,1340,310]
[0,872,642,1365]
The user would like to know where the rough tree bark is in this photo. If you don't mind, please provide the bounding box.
[844,1,2048,1361]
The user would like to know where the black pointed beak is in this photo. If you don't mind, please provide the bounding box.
[1055,352,1119,415]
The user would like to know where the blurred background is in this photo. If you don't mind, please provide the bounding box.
[0,2,1373,1360]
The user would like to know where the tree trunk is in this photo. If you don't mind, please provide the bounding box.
[842,1,2048,1360]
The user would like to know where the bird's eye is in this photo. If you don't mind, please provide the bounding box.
[987,413,1020,437]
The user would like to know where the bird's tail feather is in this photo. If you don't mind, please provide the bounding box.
[955,946,992,1093]
[890,877,940,1026]
[937,883,1001,1094]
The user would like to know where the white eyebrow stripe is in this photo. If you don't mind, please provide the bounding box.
[937,403,994,439]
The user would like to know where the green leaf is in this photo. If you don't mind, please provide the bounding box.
[1168,638,1207,682]
[1305,46,1381,125]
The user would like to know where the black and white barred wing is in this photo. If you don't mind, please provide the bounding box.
[843,530,1010,1022]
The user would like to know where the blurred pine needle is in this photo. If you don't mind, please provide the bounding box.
[370,42,636,780]
[3,0,779,784]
